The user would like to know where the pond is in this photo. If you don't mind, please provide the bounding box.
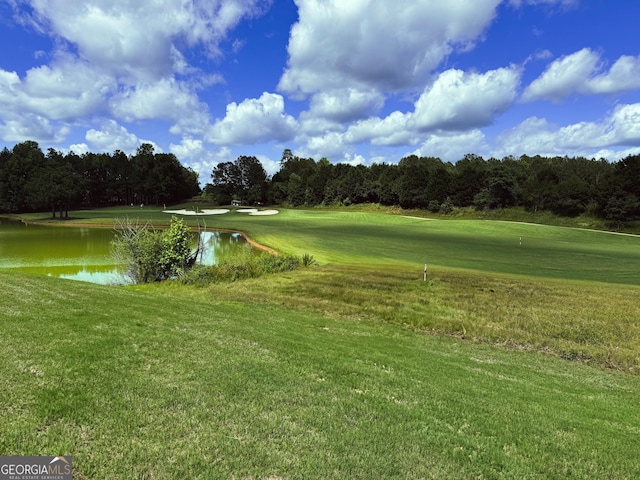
[0,218,253,284]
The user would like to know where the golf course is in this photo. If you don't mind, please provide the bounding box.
[2,205,640,478]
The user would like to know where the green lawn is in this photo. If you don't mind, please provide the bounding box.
[3,205,640,478]
[1,272,639,479]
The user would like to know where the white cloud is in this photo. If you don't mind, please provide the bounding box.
[497,103,640,158]
[608,103,640,145]
[586,55,640,94]
[170,139,235,185]
[509,0,578,8]
[310,65,519,149]
[279,0,502,97]
[0,113,70,143]
[522,48,599,102]
[110,77,213,136]
[207,92,298,145]
[522,49,640,102]
[0,55,113,121]
[85,120,140,153]
[411,66,520,131]
[340,153,366,166]
[412,130,488,162]
[256,154,281,176]
[303,131,350,160]
[168,140,280,185]
[68,143,90,154]
[346,112,414,146]
[21,0,270,82]
[306,88,385,123]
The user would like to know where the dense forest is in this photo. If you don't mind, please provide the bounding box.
[2,141,639,225]
[206,149,640,225]
[0,141,200,217]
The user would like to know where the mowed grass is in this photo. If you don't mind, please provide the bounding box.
[1,272,640,479]
[18,206,640,284]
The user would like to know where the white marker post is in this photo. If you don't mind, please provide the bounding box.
[424,264,428,282]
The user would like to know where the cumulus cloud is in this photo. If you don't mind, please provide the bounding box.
[305,88,385,123]
[110,77,213,136]
[411,66,520,131]
[19,0,271,82]
[170,139,234,185]
[306,65,520,150]
[68,143,90,154]
[522,48,599,102]
[278,0,502,97]
[346,112,415,147]
[0,113,70,143]
[586,55,640,94]
[0,55,113,121]
[85,120,141,152]
[522,48,640,102]
[497,103,640,157]
[412,130,489,162]
[1,1,271,145]
[207,92,298,145]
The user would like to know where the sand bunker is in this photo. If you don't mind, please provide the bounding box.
[163,209,230,215]
[163,208,279,216]
[249,209,279,216]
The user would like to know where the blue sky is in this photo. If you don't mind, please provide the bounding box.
[2,0,640,184]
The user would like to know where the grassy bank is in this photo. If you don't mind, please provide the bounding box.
[1,272,639,479]
[153,263,640,373]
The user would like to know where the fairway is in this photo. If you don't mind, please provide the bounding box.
[24,207,640,284]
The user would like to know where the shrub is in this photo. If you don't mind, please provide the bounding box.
[111,216,195,284]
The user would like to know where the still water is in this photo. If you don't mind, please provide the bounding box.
[0,218,251,284]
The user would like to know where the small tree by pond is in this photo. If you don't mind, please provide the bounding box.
[111,216,196,283]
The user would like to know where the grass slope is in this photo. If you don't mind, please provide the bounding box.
[1,272,640,479]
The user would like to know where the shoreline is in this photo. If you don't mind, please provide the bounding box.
[8,216,280,256]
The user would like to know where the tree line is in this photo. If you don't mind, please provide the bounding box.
[2,140,639,225]
[206,149,640,225]
[0,141,200,217]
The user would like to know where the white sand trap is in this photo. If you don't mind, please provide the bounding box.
[249,209,279,216]
[163,209,192,215]
[235,208,279,215]
[163,209,229,215]
[200,209,230,215]
[163,207,278,216]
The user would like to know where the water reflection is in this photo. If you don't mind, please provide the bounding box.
[58,267,126,285]
[197,231,249,265]
[0,219,252,284]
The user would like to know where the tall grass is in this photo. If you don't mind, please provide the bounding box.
[161,263,640,373]
[177,248,314,285]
